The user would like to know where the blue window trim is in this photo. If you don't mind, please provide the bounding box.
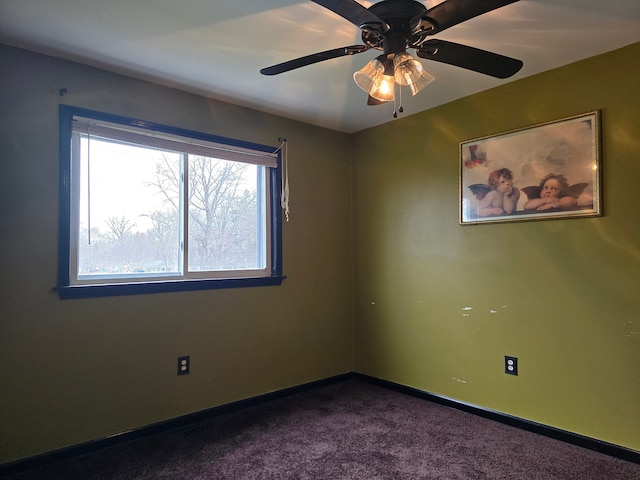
[57,105,284,299]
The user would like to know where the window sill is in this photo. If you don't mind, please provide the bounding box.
[56,276,286,299]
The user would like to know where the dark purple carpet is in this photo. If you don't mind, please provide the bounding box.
[7,380,640,479]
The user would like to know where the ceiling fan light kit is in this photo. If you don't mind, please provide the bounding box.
[353,50,433,102]
[261,0,523,110]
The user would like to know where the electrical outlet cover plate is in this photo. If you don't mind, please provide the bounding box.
[505,356,518,375]
[178,356,190,375]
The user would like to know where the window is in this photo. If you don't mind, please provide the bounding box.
[58,106,284,298]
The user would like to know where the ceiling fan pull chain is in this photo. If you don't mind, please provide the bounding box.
[393,85,404,119]
[393,85,398,118]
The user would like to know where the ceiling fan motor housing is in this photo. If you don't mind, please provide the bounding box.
[363,0,430,55]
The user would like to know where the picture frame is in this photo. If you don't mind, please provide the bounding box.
[460,111,601,225]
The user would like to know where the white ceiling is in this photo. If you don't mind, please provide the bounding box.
[1,0,638,132]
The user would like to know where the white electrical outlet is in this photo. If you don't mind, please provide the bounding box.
[505,356,518,375]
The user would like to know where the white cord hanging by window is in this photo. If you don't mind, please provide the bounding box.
[86,125,92,244]
[275,138,290,222]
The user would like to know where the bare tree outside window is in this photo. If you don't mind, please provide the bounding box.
[187,156,258,271]
[146,154,260,271]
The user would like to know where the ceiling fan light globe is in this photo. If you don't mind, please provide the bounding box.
[392,52,434,96]
[353,58,384,93]
[370,74,395,102]
[393,52,419,85]
[407,70,435,95]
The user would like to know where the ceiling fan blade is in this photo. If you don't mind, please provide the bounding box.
[311,0,388,32]
[260,45,369,76]
[416,39,523,79]
[422,0,519,34]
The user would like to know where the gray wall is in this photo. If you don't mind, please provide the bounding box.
[0,44,354,463]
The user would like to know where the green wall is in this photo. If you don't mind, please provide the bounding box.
[352,42,640,451]
[0,45,354,464]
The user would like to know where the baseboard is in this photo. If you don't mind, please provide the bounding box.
[0,373,351,476]
[2,371,638,476]
[352,372,640,465]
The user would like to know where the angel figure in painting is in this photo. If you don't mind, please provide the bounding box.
[468,168,520,217]
[522,173,587,212]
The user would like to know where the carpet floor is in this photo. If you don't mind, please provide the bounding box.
[6,379,640,479]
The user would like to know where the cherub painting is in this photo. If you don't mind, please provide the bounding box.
[521,173,587,212]
[460,112,601,224]
[468,168,520,217]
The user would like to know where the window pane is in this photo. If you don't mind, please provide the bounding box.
[76,136,182,278]
[187,156,264,272]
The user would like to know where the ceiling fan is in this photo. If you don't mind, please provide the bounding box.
[260,0,523,106]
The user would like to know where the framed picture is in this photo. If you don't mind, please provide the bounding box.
[460,111,601,225]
